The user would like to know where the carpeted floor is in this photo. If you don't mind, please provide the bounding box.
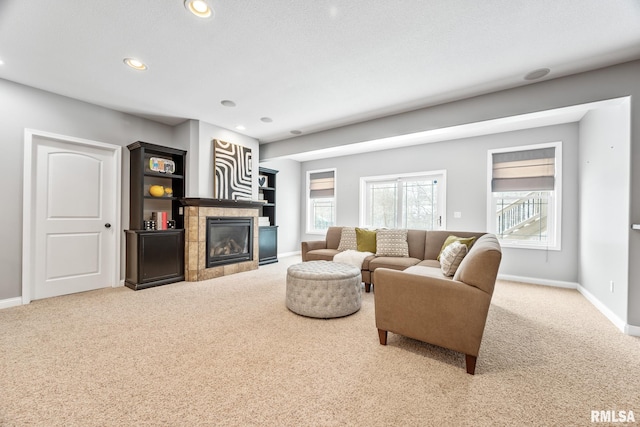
[1,255,638,426]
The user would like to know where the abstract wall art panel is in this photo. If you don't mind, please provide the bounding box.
[213,139,252,200]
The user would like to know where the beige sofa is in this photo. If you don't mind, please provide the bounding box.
[301,226,502,374]
[301,226,488,292]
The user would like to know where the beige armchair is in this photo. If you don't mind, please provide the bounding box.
[374,234,502,374]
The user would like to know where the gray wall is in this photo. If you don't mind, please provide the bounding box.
[0,79,263,302]
[579,102,631,319]
[300,123,579,283]
[189,121,260,199]
[259,159,302,255]
[263,60,640,328]
[0,78,177,300]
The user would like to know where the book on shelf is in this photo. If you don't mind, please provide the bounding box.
[152,211,168,230]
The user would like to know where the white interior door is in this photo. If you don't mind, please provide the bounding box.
[24,132,121,301]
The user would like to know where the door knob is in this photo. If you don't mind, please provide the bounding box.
[105,223,111,228]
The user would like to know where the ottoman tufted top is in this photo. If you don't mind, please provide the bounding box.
[287,261,360,280]
[286,261,362,318]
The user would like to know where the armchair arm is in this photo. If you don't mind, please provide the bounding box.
[374,268,492,357]
[301,240,327,261]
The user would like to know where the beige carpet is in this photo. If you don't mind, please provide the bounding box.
[1,255,639,426]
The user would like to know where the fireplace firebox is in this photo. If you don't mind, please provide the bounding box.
[206,217,253,268]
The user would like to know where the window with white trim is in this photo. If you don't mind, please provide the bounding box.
[306,169,336,234]
[360,171,446,230]
[488,142,562,250]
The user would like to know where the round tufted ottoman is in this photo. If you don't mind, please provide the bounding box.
[286,261,362,318]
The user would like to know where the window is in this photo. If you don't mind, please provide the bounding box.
[488,142,562,250]
[360,171,446,230]
[307,169,336,234]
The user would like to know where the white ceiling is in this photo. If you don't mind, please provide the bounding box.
[1,0,639,144]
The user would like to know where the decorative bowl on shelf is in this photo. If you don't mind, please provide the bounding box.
[164,187,173,197]
[149,185,165,197]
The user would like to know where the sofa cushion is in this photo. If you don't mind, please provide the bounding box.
[403,265,452,280]
[376,229,409,257]
[356,227,377,252]
[369,256,421,272]
[439,241,468,276]
[416,259,441,268]
[337,227,357,251]
[305,249,341,262]
[360,254,378,271]
[437,235,477,260]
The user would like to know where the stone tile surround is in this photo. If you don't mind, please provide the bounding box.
[182,199,260,281]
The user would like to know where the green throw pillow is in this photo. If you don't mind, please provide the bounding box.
[437,235,476,261]
[356,228,377,253]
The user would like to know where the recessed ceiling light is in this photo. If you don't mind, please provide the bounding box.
[0,58,4,65]
[184,0,213,18]
[221,100,236,107]
[123,58,147,71]
[260,117,273,123]
[524,68,550,81]
[290,130,303,135]
[235,125,246,131]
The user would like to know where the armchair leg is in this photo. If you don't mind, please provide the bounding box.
[465,354,477,375]
[378,329,387,345]
[365,283,371,293]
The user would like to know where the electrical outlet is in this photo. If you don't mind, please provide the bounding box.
[610,281,614,293]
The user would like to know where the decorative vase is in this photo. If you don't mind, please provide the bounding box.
[149,185,165,197]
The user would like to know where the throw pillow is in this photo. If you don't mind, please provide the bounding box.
[376,229,409,257]
[440,241,468,277]
[437,235,476,261]
[337,227,357,251]
[355,228,377,253]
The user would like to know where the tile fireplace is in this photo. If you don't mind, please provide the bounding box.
[181,198,263,281]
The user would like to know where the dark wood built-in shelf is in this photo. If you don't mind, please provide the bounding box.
[125,229,185,290]
[125,141,187,290]
[258,167,278,265]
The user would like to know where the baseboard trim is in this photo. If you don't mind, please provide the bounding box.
[577,284,627,334]
[278,251,301,258]
[498,275,639,336]
[497,274,578,289]
[625,324,640,337]
[0,297,23,310]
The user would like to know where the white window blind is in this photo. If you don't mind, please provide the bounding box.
[307,169,336,233]
[309,171,335,198]
[488,142,561,250]
[492,147,555,192]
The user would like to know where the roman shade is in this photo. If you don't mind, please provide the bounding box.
[491,147,555,192]
[309,171,335,198]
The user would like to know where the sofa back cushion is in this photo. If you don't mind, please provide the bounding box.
[453,234,502,295]
[424,230,486,260]
[325,227,344,250]
[406,230,427,259]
